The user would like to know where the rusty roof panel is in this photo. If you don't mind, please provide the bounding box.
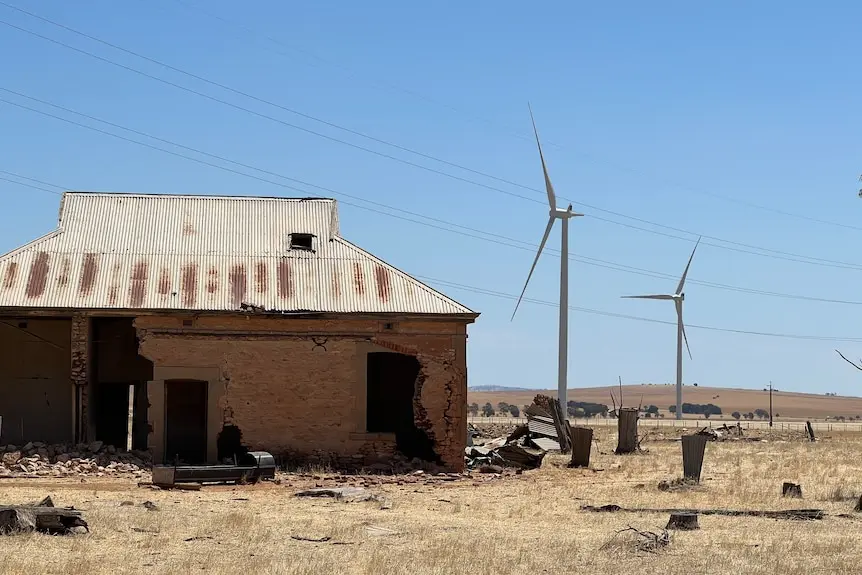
[0,192,474,315]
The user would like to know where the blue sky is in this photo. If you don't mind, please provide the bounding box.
[2,1,862,396]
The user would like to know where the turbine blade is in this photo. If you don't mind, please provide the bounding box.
[621,294,674,300]
[512,216,556,320]
[677,301,692,360]
[528,104,557,212]
[676,236,701,295]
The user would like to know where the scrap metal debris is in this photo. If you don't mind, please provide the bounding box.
[696,423,745,441]
[465,395,569,469]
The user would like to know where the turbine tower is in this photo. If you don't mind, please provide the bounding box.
[512,107,583,410]
[622,238,701,420]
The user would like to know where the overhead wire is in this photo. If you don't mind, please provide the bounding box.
[5,89,862,309]
[0,169,859,342]
[165,0,862,233]
[415,276,862,343]
[0,7,860,271]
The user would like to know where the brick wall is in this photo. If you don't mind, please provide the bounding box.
[134,315,469,471]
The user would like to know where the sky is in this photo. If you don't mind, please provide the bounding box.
[1,1,862,397]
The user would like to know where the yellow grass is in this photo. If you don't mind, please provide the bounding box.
[2,428,862,574]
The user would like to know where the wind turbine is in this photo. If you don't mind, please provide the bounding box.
[512,107,583,410]
[621,238,701,420]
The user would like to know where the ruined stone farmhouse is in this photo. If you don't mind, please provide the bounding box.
[0,193,477,471]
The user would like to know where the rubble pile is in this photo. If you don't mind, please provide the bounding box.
[0,441,151,477]
[465,394,568,470]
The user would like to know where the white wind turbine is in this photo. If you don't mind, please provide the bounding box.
[512,107,583,409]
[622,238,701,420]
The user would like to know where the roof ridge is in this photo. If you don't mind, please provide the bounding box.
[62,191,337,202]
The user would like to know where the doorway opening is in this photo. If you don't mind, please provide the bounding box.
[91,318,153,450]
[366,352,438,462]
[164,379,208,464]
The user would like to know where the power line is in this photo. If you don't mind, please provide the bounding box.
[1,172,859,343]
[162,0,862,233]
[5,89,862,308]
[1,8,860,271]
[416,275,862,343]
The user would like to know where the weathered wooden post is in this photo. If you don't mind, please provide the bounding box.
[615,408,639,454]
[569,426,593,467]
[806,421,816,442]
[681,434,708,481]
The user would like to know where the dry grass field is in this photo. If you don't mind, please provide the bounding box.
[3,426,862,574]
[469,384,862,420]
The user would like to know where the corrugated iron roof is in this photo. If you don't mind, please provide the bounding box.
[0,192,476,316]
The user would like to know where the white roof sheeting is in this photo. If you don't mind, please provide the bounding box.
[0,192,475,316]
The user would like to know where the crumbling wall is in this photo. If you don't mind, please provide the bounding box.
[134,315,468,471]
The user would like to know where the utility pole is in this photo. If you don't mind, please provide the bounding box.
[769,381,773,428]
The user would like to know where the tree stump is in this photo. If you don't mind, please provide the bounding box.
[782,482,802,498]
[666,512,700,530]
[569,426,593,468]
[615,408,639,454]
[681,434,708,482]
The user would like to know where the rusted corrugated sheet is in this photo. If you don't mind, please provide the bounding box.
[0,192,474,315]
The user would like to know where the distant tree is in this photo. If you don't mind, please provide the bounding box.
[567,401,608,418]
[497,402,510,414]
[644,412,652,418]
[482,403,495,417]
[746,412,755,420]
[703,411,711,419]
[775,413,780,418]
[693,383,698,387]
[668,405,677,414]
[508,405,520,418]
[646,405,659,415]
[754,408,769,420]
[468,403,479,416]
[731,411,741,420]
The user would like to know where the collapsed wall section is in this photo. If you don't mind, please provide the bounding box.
[134,315,468,471]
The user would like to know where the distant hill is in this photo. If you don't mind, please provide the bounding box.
[467,384,862,420]
[468,385,534,392]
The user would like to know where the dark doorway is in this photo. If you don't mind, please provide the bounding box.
[366,352,438,462]
[165,379,207,464]
[91,318,153,450]
[94,383,132,449]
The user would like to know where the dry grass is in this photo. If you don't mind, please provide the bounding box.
[3,428,862,574]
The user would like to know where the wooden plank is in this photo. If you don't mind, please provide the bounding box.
[682,434,708,482]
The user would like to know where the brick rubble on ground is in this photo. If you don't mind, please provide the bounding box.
[0,441,151,478]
